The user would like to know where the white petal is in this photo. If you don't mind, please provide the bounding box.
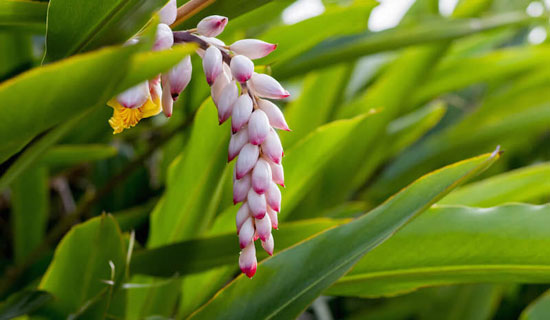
[269,160,285,187]
[230,39,277,60]
[230,55,254,83]
[233,173,251,204]
[258,98,290,131]
[249,73,289,99]
[153,23,174,51]
[261,233,274,255]
[247,188,267,218]
[202,46,223,85]
[266,181,281,212]
[236,203,251,232]
[254,214,271,241]
[231,94,253,133]
[211,66,231,105]
[248,109,270,145]
[159,0,177,25]
[261,129,283,164]
[217,80,238,124]
[197,15,228,37]
[239,242,257,278]
[117,81,149,109]
[228,127,249,162]
[235,143,259,179]
[239,217,255,249]
[167,55,192,100]
[251,158,272,194]
[267,206,279,229]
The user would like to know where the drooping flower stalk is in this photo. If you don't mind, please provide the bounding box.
[107,5,289,278]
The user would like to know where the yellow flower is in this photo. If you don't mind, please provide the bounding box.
[107,81,162,134]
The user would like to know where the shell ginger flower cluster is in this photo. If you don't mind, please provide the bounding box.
[108,1,290,278]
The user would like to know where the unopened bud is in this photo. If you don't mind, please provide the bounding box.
[167,55,192,100]
[251,159,272,194]
[235,143,259,179]
[261,129,283,164]
[248,109,270,145]
[255,214,271,241]
[239,242,257,278]
[217,80,238,124]
[249,73,290,99]
[258,99,290,131]
[230,55,254,83]
[197,15,228,37]
[153,23,174,51]
[159,0,177,25]
[247,189,267,219]
[231,94,253,133]
[230,39,277,60]
[202,46,223,85]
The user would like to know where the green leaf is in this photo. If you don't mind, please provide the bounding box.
[281,111,376,219]
[273,12,541,79]
[0,0,47,33]
[44,0,167,61]
[327,203,550,298]
[0,290,53,319]
[521,290,550,320]
[0,45,137,164]
[40,144,118,166]
[0,111,90,191]
[439,163,550,206]
[131,218,346,277]
[175,0,275,30]
[411,46,550,106]
[0,31,33,81]
[256,2,376,66]
[148,99,230,247]
[38,214,126,318]
[189,152,498,319]
[281,64,351,149]
[11,166,49,265]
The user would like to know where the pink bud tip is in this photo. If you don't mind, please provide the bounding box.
[243,264,256,278]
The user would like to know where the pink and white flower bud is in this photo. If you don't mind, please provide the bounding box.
[217,80,238,124]
[235,143,259,179]
[261,234,274,255]
[267,206,278,229]
[238,217,255,248]
[228,127,248,162]
[153,23,174,51]
[249,73,290,99]
[149,77,162,102]
[239,242,257,278]
[261,129,283,164]
[197,15,228,37]
[269,161,285,187]
[167,55,192,100]
[230,55,254,83]
[248,109,270,145]
[161,79,173,117]
[233,173,251,204]
[255,214,272,241]
[266,181,281,212]
[211,68,231,106]
[258,99,290,131]
[236,203,251,232]
[247,189,267,219]
[231,95,253,133]
[117,81,149,109]
[202,46,223,85]
[230,39,277,60]
[159,0,177,25]
[251,159,272,194]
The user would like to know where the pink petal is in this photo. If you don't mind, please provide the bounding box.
[230,55,254,83]
[261,129,283,164]
[167,55,192,100]
[248,109,270,145]
[235,143,259,179]
[230,39,277,60]
[247,188,267,219]
[231,94,253,133]
[249,73,290,99]
[251,159,272,194]
[197,15,228,37]
[202,46,223,85]
[266,181,281,212]
[239,242,257,278]
[258,98,290,131]
[261,233,274,255]
[254,214,271,241]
